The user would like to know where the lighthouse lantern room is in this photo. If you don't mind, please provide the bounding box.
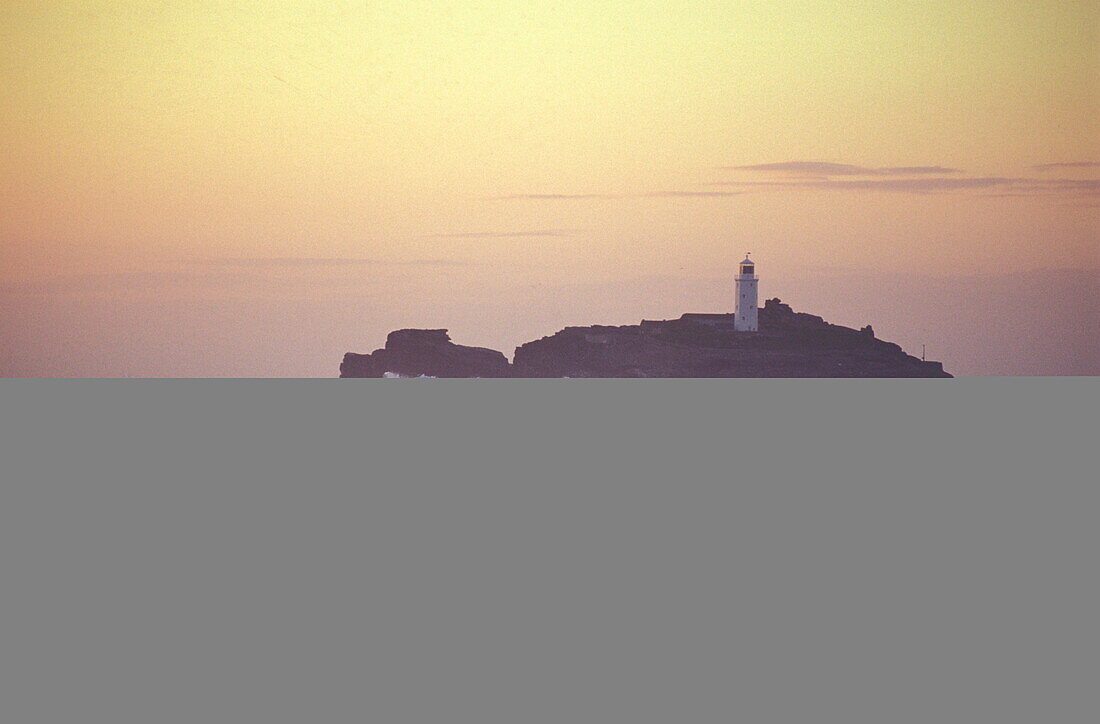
[734,254,758,331]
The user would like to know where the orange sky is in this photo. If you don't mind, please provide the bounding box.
[2,1,1097,375]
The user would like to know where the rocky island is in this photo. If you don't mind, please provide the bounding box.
[340,298,951,378]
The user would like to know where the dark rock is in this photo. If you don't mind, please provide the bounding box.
[339,329,511,378]
[763,297,793,315]
[511,320,950,377]
[341,305,952,378]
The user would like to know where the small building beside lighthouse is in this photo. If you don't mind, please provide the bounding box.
[669,254,762,333]
[734,254,758,331]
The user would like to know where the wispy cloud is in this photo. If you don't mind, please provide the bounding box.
[712,177,1011,192]
[721,162,963,176]
[496,191,745,201]
[1006,179,1100,194]
[880,166,965,175]
[188,257,472,267]
[425,229,582,238]
[710,177,1100,195]
[1,270,257,295]
[3,258,475,295]
[1032,161,1100,171]
[651,191,747,197]
[496,162,1097,201]
[495,193,625,200]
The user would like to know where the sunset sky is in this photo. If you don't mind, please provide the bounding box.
[2,1,1097,376]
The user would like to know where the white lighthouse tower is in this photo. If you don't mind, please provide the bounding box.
[734,254,758,331]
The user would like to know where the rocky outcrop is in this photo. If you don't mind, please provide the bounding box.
[340,299,951,378]
[339,329,511,378]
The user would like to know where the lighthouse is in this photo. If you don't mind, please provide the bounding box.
[734,254,758,331]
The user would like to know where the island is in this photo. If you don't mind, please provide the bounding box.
[339,298,951,378]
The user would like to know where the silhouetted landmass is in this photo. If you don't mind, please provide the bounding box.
[339,329,511,378]
[340,298,951,378]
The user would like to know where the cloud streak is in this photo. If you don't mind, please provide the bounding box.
[188,257,473,268]
[710,177,1100,195]
[496,160,1098,200]
[712,177,1011,192]
[721,162,963,176]
[495,193,624,200]
[496,191,745,201]
[3,259,478,295]
[654,191,748,197]
[1032,161,1100,171]
[425,229,582,238]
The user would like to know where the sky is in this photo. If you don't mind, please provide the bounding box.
[2,1,1097,376]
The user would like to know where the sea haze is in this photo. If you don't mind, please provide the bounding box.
[2,267,1095,377]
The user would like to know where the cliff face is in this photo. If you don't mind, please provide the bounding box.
[339,299,951,378]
